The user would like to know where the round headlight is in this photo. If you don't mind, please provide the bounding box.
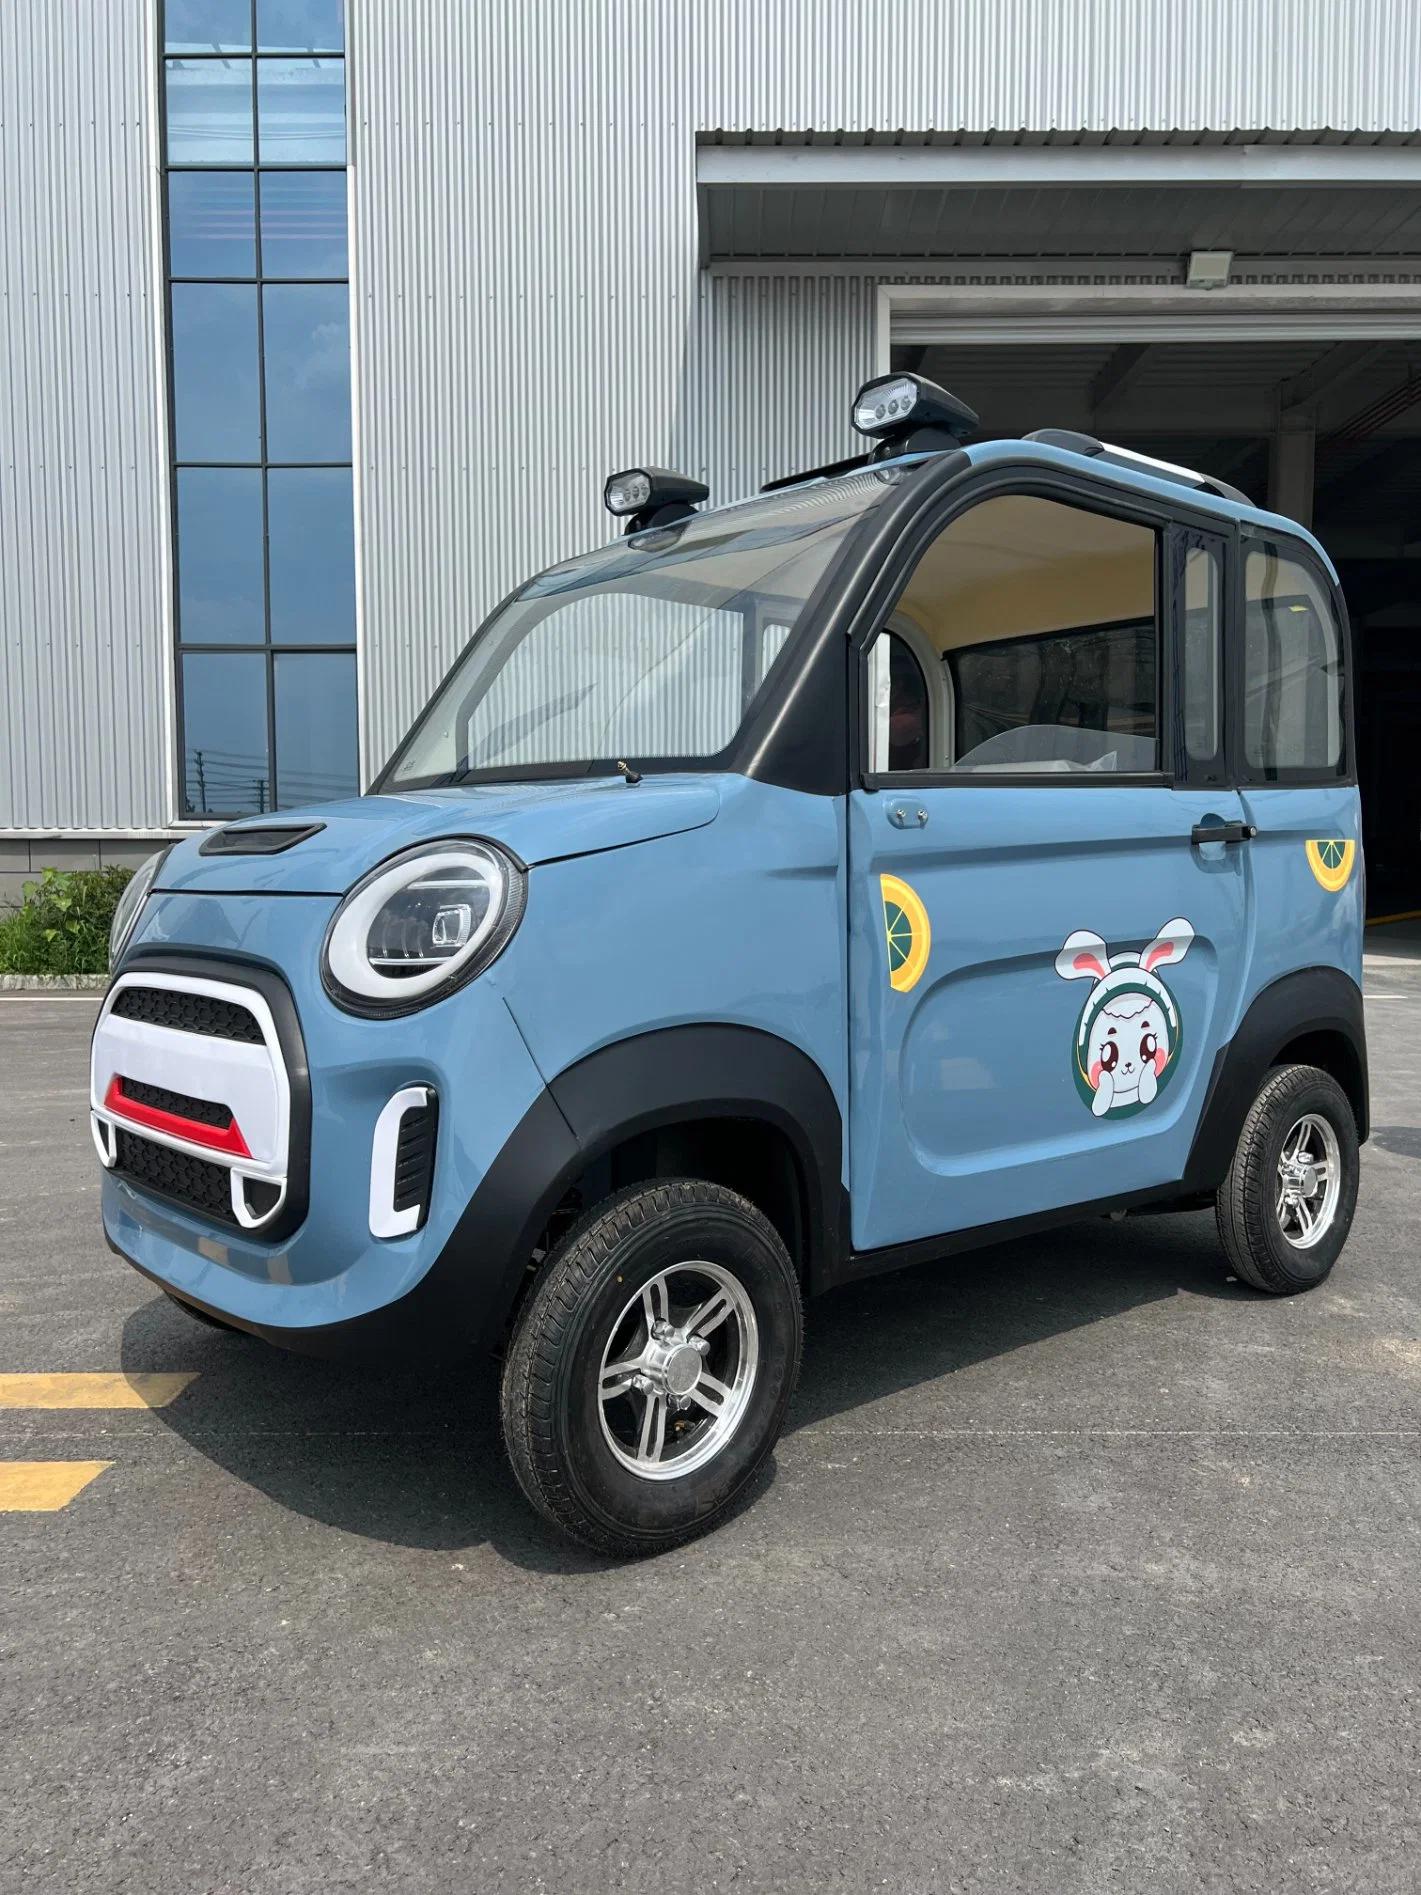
[321,839,526,1016]
[109,848,169,971]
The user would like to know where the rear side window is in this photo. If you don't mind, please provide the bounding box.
[1243,540,1345,778]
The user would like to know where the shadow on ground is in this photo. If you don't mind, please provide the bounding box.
[122,1206,1241,1567]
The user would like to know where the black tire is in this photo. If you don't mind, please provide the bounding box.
[162,1288,240,1332]
[500,1180,802,1558]
[1215,1063,1359,1295]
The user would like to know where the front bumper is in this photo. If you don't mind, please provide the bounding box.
[100,891,552,1359]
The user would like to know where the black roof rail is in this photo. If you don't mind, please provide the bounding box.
[1024,428,1253,507]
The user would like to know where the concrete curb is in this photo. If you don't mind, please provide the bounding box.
[0,973,108,992]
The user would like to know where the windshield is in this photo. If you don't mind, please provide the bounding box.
[383,472,894,787]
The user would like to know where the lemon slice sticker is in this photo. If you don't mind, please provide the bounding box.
[880,874,931,993]
[1305,838,1356,893]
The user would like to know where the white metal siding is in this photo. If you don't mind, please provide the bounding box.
[350,0,1421,771]
[7,1,1421,814]
[0,0,171,833]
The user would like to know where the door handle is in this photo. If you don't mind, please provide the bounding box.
[1190,821,1257,846]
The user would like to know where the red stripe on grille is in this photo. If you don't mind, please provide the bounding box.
[104,1076,251,1158]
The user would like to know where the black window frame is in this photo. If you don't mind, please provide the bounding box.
[1232,531,1355,790]
[854,471,1177,791]
[159,0,357,821]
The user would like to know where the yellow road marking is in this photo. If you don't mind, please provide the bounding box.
[0,1462,113,1511]
[0,1372,196,1410]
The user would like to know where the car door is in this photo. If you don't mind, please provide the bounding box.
[847,484,1253,1254]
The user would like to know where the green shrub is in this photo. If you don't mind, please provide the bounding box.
[0,865,134,975]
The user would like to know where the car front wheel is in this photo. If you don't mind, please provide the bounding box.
[500,1180,802,1557]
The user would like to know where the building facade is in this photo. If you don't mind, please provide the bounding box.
[4,0,1421,904]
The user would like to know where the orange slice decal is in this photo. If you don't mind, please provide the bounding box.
[880,874,931,993]
[1305,838,1355,893]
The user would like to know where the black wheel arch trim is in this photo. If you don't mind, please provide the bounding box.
[181,1023,846,1363]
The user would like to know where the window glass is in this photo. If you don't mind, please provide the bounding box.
[386,475,892,786]
[177,469,265,642]
[257,59,346,163]
[181,653,270,815]
[258,170,347,277]
[867,633,930,772]
[256,0,345,52]
[168,171,256,278]
[261,284,351,461]
[166,0,252,51]
[1183,544,1222,763]
[170,283,260,461]
[275,653,359,804]
[1244,543,1343,774]
[165,58,253,164]
[872,494,1159,775]
[267,469,355,642]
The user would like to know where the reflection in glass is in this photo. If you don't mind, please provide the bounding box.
[177,470,265,642]
[165,0,252,52]
[165,58,253,164]
[168,171,256,278]
[181,653,270,815]
[256,0,345,52]
[267,469,355,643]
[257,59,346,163]
[261,284,350,461]
[170,284,260,461]
[258,170,347,278]
[274,653,358,805]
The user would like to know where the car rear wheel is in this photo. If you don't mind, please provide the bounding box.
[500,1180,802,1557]
[1215,1063,1360,1294]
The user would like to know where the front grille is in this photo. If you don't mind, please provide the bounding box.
[114,1127,236,1225]
[111,985,263,1044]
[119,1078,232,1130]
[392,1096,439,1216]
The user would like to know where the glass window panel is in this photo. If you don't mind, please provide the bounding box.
[181,653,270,815]
[1183,544,1222,763]
[261,284,350,461]
[257,58,345,163]
[259,170,347,278]
[168,171,256,278]
[176,469,265,643]
[165,57,253,164]
[170,283,260,461]
[256,0,345,52]
[267,469,355,643]
[274,653,358,806]
[1244,543,1343,773]
[165,0,252,52]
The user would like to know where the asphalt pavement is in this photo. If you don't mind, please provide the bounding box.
[2,947,1420,1894]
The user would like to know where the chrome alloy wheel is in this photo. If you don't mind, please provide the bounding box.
[1276,1112,1342,1250]
[597,1262,759,1482]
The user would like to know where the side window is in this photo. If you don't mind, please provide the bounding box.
[867,630,931,772]
[1243,540,1344,778]
[867,494,1160,776]
[1182,543,1222,765]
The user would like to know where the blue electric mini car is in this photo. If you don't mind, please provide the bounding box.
[94,374,1367,1555]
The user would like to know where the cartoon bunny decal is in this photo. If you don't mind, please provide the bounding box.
[1055,918,1195,1119]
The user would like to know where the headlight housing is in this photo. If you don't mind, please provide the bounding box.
[108,848,169,970]
[321,839,526,1016]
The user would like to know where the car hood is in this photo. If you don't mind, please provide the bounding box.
[157,777,722,896]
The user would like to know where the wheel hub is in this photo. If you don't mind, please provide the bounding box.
[1274,1112,1341,1250]
[642,1325,707,1400]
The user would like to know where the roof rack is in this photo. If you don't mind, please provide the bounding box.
[1023,429,1252,507]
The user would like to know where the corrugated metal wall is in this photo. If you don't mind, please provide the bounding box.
[350,0,1421,771]
[0,0,171,833]
[7,1,1421,819]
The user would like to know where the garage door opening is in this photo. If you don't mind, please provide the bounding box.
[892,338,1421,916]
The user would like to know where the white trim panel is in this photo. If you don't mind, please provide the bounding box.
[369,1085,433,1240]
[698,146,1421,190]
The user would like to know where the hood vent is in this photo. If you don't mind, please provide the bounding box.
[199,822,327,857]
